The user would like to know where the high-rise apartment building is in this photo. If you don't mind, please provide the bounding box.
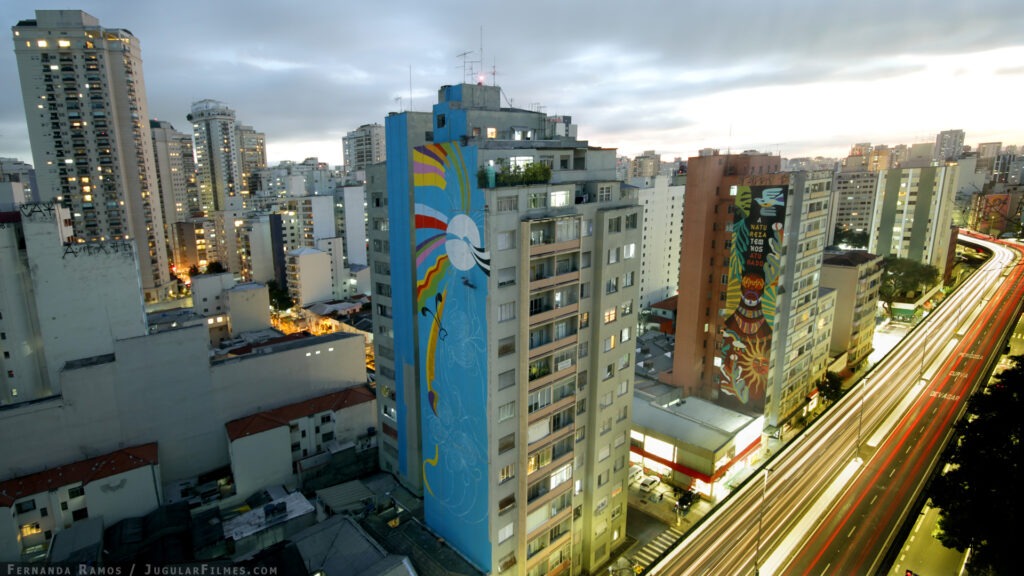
[12,10,174,302]
[0,158,37,202]
[869,164,959,277]
[189,99,243,213]
[629,150,661,179]
[671,152,780,399]
[150,120,193,270]
[934,129,965,161]
[830,170,878,242]
[188,99,259,273]
[236,123,267,194]
[371,83,640,574]
[671,152,834,428]
[631,175,684,309]
[343,122,385,176]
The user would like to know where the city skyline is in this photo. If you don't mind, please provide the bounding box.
[3,0,1024,167]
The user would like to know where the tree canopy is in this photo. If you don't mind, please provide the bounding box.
[266,280,294,311]
[928,356,1024,575]
[819,371,844,405]
[877,257,939,316]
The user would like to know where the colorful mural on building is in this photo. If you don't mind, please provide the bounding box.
[719,184,787,410]
[411,142,492,571]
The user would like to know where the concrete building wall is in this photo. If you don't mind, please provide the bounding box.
[226,283,271,335]
[287,248,332,306]
[81,464,162,526]
[23,212,146,393]
[229,427,293,499]
[0,326,367,484]
[0,214,48,404]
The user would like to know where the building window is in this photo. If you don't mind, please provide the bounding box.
[499,433,515,454]
[604,307,617,324]
[621,327,631,342]
[499,369,516,390]
[608,217,621,233]
[625,213,638,229]
[497,266,516,287]
[498,522,514,543]
[15,500,35,514]
[497,196,518,212]
[582,219,593,237]
[499,301,517,322]
[499,401,515,422]
[499,494,516,514]
[499,463,515,483]
[581,251,591,269]
[497,230,516,250]
[579,312,589,329]
[498,335,516,356]
[603,335,616,353]
[606,277,618,294]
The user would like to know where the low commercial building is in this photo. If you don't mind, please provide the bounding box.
[630,390,762,500]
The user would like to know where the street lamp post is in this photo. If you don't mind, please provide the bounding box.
[754,467,773,575]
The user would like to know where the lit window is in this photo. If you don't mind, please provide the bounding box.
[36,40,48,48]
[486,127,497,139]
[58,39,71,48]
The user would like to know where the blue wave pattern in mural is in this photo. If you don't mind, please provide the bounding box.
[412,142,491,571]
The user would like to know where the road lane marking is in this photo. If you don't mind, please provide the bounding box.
[848,526,856,538]
[889,468,896,478]
[870,495,877,505]
[819,563,830,576]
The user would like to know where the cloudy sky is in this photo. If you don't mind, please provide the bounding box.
[3,0,1023,167]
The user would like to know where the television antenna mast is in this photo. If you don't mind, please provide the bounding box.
[456,50,480,84]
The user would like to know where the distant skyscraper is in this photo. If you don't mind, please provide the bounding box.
[150,120,193,270]
[12,10,174,302]
[189,99,244,213]
[934,129,966,161]
[236,123,267,194]
[343,123,385,175]
[630,150,661,178]
[830,171,879,242]
[0,157,37,202]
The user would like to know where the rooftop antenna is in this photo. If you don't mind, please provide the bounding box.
[394,96,403,113]
[456,50,476,84]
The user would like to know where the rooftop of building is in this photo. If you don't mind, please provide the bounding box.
[822,249,883,267]
[0,443,158,506]
[635,330,676,379]
[212,329,359,363]
[651,295,678,311]
[632,395,757,453]
[223,490,315,543]
[225,385,375,441]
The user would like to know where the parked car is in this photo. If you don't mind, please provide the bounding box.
[639,475,661,492]
[629,465,644,483]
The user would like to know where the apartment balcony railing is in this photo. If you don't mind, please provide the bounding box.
[529,269,579,293]
[529,237,581,258]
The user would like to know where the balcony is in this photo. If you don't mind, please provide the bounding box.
[529,268,579,293]
[530,237,581,258]
[529,333,578,360]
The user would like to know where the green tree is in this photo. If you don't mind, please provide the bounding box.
[928,356,1024,575]
[266,280,294,311]
[820,371,844,405]
[877,257,939,317]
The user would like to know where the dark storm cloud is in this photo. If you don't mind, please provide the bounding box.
[2,0,1023,163]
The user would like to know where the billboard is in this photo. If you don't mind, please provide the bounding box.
[411,142,492,571]
[719,184,787,410]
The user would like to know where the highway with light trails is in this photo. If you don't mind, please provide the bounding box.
[647,235,1024,575]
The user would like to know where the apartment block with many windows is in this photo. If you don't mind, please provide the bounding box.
[371,84,639,575]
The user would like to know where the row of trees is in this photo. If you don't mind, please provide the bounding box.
[928,357,1023,575]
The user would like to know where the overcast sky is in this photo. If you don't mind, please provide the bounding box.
[3,0,1023,167]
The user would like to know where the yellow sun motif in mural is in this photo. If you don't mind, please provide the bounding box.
[738,336,771,398]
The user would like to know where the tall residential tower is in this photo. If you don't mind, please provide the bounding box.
[12,10,174,302]
[371,83,640,574]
